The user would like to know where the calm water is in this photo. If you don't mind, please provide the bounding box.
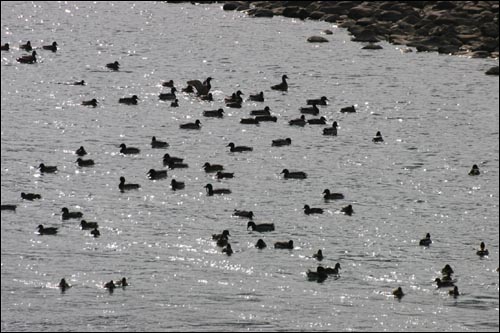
[1,2,499,331]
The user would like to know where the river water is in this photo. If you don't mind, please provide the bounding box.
[1,2,498,331]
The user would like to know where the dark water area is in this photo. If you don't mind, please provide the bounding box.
[1,2,498,331]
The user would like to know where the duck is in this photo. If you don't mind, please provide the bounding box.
[19,41,32,51]
[272,138,291,147]
[274,240,293,249]
[307,96,328,105]
[323,121,338,136]
[203,108,224,118]
[247,221,275,232]
[61,207,83,220]
[17,51,37,64]
[226,101,242,108]
[59,278,71,291]
[323,189,344,200]
[76,158,95,167]
[205,184,231,196]
[476,242,489,256]
[1,204,16,211]
[80,220,98,230]
[151,136,169,148]
[250,106,271,116]
[38,163,57,173]
[240,118,260,125]
[419,233,432,246]
[233,210,254,219]
[159,87,177,101]
[212,229,230,241]
[392,287,404,299]
[441,264,454,276]
[313,250,324,261]
[306,266,328,282]
[289,115,306,127]
[166,160,189,169]
[106,61,120,71]
[162,80,174,87]
[203,162,224,173]
[468,164,480,176]
[225,90,244,104]
[182,85,194,93]
[171,179,185,191]
[340,105,356,113]
[104,280,116,291]
[163,154,184,166]
[255,115,277,122]
[81,98,98,107]
[300,104,319,115]
[216,171,234,179]
[255,239,267,249]
[222,244,233,256]
[325,263,341,275]
[116,277,128,287]
[119,176,140,191]
[227,142,253,152]
[147,169,168,180]
[71,80,86,86]
[37,224,58,235]
[281,169,307,179]
[119,143,140,154]
[42,41,57,52]
[118,95,139,105]
[90,227,100,237]
[304,205,324,215]
[170,99,179,107]
[200,93,213,101]
[179,119,201,129]
[21,192,41,200]
[1,43,9,51]
[372,131,384,142]
[435,278,454,288]
[307,116,327,125]
[341,204,353,216]
[75,146,87,156]
[249,91,264,102]
[271,75,288,91]
[449,286,459,297]
[187,77,212,96]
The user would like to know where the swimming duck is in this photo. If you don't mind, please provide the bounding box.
[313,250,324,261]
[222,244,233,256]
[247,221,275,232]
[37,224,58,235]
[341,204,353,216]
[307,96,328,105]
[325,263,341,275]
[203,162,224,173]
[116,277,128,287]
[435,278,454,288]
[119,143,140,154]
[300,104,319,115]
[306,266,328,282]
[476,242,489,256]
[159,87,177,101]
[17,51,37,64]
[162,80,174,87]
[1,43,9,51]
[212,230,230,241]
[182,85,194,93]
[81,98,98,107]
[21,192,41,200]
[250,106,271,116]
[281,169,307,179]
[227,142,253,152]
[76,158,94,167]
[203,108,224,118]
[226,101,242,108]
[249,91,264,102]
[163,154,184,166]
[449,286,459,297]
[323,121,338,136]
[441,264,454,276]
[240,118,260,125]
[61,207,83,220]
[205,184,231,196]
[307,116,327,125]
[274,240,293,249]
[200,93,213,101]
[271,75,288,91]
[272,138,292,147]
[75,146,87,156]
[147,169,168,180]
[392,287,404,299]
[373,131,384,142]
[304,205,324,215]
[170,99,179,107]
[80,220,98,230]
[225,90,244,104]
[42,41,57,52]
[255,239,267,249]
[59,278,71,291]
[151,136,169,148]
[19,41,32,51]
[106,61,120,71]
[468,164,480,176]
[90,227,100,237]
[179,119,201,129]
[118,95,139,105]
[255,115,277,122]
[289,115,306,127]
[38,163,57,173]
[216,171,234,179]
[71,80,86,86]
[323,189,344,200]
[233,210,254,219]
[340,105,356,113]
[1,204,16,211]
[119,176,140,191]
[187,77,212,96]
[104,280,116,291]
[419,233,432,246]
[166,160,189,169]
[171,179,185,191]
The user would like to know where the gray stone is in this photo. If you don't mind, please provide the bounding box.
[307,36,329,43]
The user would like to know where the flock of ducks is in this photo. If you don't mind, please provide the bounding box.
[1,38,495,297]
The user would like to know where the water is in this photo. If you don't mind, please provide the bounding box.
[1,2,498,331]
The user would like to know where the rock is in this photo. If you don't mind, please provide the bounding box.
[348,5,376,20]
[323,14,340,23]
[308,11,325,20]
[307,36,329,43]
[322,29,333,35]
[351,29,380,43]
[376,10,404,22]
[249,8,274,18]
[437,45,459,54]
[362,43,383,50]
[485,66,499,75]
[223,2,238,11]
